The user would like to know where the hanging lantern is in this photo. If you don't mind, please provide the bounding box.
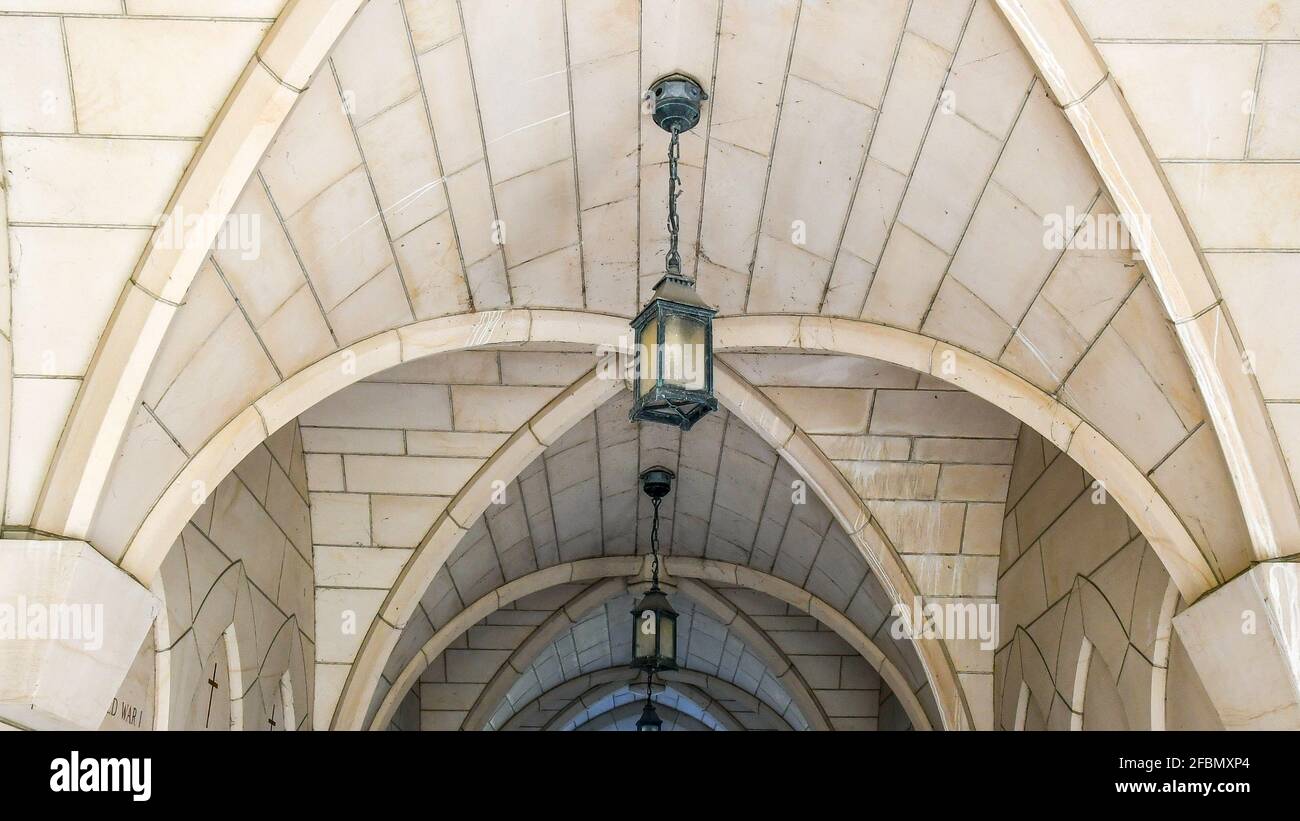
[630,74,717,432]
[630,585,678,672]
[631,466,678,672]
[630,274,717,430]
[636,692,663,732]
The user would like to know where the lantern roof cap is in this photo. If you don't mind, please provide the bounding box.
[649,274,715,312]
[636,698,663,730]
[631,585,678,618]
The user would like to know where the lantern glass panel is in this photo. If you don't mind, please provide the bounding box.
[662,312,706,391]
[637,314,659,400]
[634,609,658,663]
[660,613,676,665]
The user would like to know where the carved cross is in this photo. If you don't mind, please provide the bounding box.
[204,663,219,728]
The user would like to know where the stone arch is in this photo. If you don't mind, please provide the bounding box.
[365,557,932,732]
[278,669,296,732]
[121,312,1219,600]
[33,0,367,543]
[572,699,709,732]
[4,0,1295,739]
[1068,638,1092,731]
[108,310,1231,733]
[674,577,831,729]
[557,680,741,732]
[224,625,246,731]
[340,314,1225,734]
[154,544,310,731]
[1001,566,1177,732]
[29,0,1282,593]
[720,315,1219,599]
[1000,627,1058,731]
[504,667,788,732]
[1012,681,1031,731]
[461,577,631,731]
[450,574,832,732]
[101,310,965,729]
[1076,639,1130,731]
[163,559,252,731]
[641,679,755,731]
[338,357,963,730]
[26,0,1272,602]
[1150,579,1181,731]
[1062,575,1155,731]
[993,0,1300,561]
[120,310,616,583]
[24,0,1274,732]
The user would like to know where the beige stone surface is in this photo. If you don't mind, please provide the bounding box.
[1251,44,1300,158]
[1175,564,1300,729]
[4,0,1299,734]
[0,17,75,133]
[67,18,270,137]
[1100,43,1259,159]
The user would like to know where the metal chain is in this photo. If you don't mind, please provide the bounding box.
[665,128,682,275]
[649,495,662,584]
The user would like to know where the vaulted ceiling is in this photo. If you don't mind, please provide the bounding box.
[215,0,1107,335]
[4,0,1300,736]
[91,0,1253,615]
[296,347,1048,730]
[26,0,1288,733]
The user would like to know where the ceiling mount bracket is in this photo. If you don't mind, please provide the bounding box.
[649,73,707,134]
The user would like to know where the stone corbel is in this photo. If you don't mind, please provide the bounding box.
[1174,563,1300,730]
[0,540,159,730]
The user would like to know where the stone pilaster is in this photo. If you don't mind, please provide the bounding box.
[1174,563,1300,730]
[0,540,158,730]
